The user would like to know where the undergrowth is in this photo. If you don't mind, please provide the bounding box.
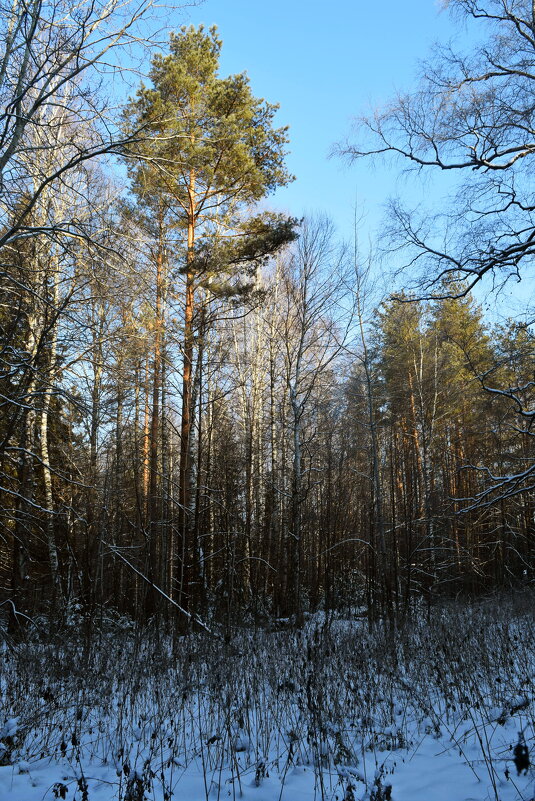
[0,596,533,801]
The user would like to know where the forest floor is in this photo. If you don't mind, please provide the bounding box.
[0,597,533,801]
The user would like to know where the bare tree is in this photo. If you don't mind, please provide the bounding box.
[277,216,353,622]
[0,0,159,251]
[340,0,535,297]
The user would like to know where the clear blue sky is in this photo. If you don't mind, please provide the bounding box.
[178,0,455,246]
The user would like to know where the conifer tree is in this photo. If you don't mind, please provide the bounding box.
[123,25,295,612]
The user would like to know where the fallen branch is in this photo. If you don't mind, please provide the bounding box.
[103,542,218,637]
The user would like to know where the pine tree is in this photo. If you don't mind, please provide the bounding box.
[123,25,295,615]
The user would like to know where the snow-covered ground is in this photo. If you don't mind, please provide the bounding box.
[0,601,533,801]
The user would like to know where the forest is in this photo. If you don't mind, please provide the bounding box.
[0,1,534,800]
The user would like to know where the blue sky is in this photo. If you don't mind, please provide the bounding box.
[176,0,535,317]
[179,0,455,246]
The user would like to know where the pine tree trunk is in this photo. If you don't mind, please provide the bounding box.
[147,243,164,617]
[178,169,196,615]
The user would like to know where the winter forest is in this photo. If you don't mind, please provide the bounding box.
[0,1,534,800]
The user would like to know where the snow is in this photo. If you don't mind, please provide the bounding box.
[0,607,533,801]
[0,719,18,740]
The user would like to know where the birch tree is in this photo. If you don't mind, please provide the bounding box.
[278,216,352,622]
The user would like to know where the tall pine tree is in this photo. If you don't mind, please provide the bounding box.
[123,26,295,614]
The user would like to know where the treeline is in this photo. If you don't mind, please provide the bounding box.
[2,207,533,628]
[1,5,534,633]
